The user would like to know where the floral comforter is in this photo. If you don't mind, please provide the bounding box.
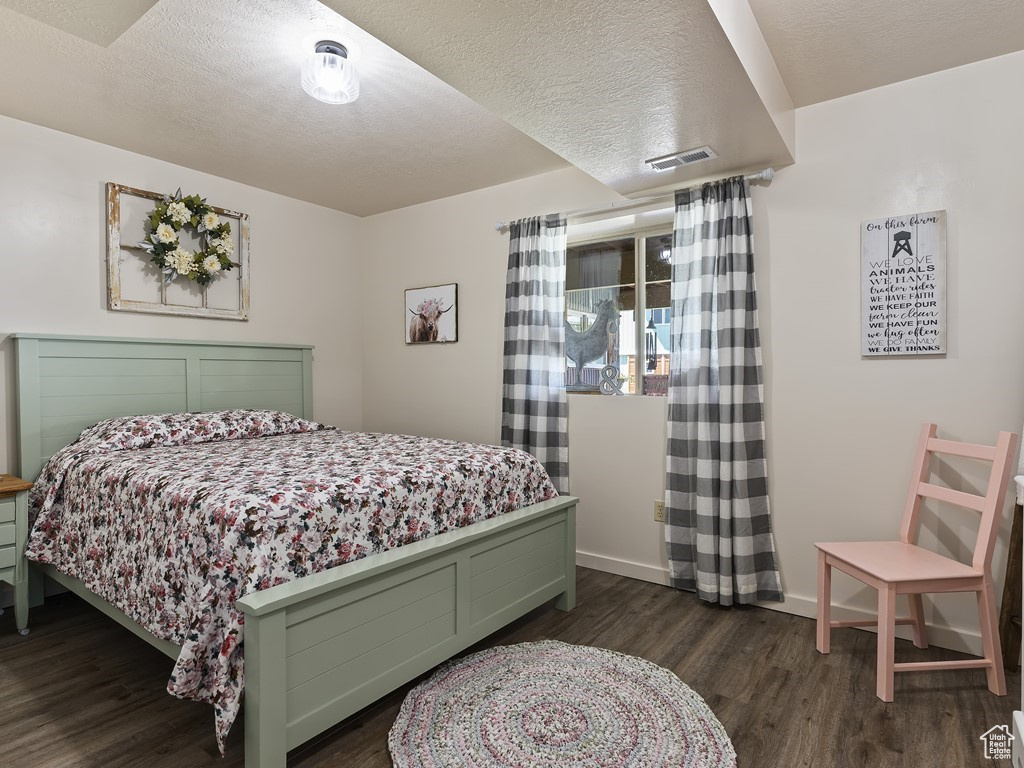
[25,410,556,751]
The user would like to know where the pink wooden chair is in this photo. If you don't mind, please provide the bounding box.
[815,423,1018,701]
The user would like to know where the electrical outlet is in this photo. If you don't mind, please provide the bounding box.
[654,500,666,523]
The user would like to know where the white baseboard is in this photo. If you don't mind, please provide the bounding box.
[765,591,984,656]
[576,550,672,586]
[575,550,984,656]
[1014,711,1024,768]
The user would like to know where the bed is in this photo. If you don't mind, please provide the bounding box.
[12,334,578,768]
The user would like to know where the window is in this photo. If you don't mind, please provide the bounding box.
[565,228,672,395]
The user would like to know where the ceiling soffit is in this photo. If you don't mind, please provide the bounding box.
[748,0,1024,107]
[0,0,159,46]
[326,0,794,197]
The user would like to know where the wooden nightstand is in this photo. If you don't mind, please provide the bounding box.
[0,474,33,635]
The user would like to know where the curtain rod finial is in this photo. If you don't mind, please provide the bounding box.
[495,221,509,233]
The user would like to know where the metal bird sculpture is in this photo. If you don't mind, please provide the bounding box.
[565,299,620,390]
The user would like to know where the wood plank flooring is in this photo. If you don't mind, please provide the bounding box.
[0,567,1016,767]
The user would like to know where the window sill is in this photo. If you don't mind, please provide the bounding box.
[565,392,667,399]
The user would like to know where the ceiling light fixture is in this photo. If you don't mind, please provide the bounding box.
[301,40,359,105]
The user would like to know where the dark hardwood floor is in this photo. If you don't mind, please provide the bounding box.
[0,567,1015,767]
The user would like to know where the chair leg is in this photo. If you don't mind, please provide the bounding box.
[877,584,896,702]
[816,551,831,654]
[979,581,1007,696]
[908,594,928,649]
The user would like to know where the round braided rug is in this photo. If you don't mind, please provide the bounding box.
[388,640,737,768]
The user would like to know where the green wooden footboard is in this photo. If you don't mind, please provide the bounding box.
[239,497,576,768]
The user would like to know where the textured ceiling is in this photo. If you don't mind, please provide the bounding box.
[326,0,794,197]
[4,1,1022,217]
[0,0,568,216]
[0,0,158,46]
[749,0,1024,107]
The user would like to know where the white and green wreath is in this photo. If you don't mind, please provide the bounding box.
[137,189,237,286]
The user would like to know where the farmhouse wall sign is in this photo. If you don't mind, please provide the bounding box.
[406,283,458,344]
[106,182,250,320]
[860,209,945,356]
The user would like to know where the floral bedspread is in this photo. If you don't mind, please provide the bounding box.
[25,410,556,751]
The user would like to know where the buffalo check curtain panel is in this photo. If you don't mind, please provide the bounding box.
[501,214,569,494]
[665,177,783,605]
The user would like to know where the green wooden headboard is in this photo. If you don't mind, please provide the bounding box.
[13,334,314,482]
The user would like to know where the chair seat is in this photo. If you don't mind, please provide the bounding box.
[815,540,981,583]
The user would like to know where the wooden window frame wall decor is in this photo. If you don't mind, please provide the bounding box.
[106,182,250,321]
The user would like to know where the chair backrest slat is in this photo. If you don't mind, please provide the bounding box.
[899,423,937,544]
[899,423,1018,573]
[976,431,1018,571]
[917,482,986,513]
[926,437,997,461]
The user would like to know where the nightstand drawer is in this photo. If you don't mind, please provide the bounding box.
[0,546,14,570]
[0,523,13,546]
[0,497,14,524]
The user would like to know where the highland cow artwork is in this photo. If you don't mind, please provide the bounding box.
[405,283,458,344]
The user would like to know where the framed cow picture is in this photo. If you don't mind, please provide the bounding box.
[405,283,458,344]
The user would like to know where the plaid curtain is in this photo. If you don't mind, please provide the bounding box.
[665,177,782,605]
[501,214,569,494]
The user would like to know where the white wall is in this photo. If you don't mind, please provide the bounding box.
[360,167,619,443]
[568,394,670,582]
[361,51,1024,653]
[0,115,366,474]
[360,168,679,579]
[759,50,1024,652]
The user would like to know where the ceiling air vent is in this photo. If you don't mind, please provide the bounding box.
[646,146,717,172]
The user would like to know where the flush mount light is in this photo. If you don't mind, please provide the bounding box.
[301,40,359,104]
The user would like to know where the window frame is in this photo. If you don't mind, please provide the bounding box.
[566,223,672,396]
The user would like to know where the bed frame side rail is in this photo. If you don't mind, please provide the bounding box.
[36,563,182,659]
